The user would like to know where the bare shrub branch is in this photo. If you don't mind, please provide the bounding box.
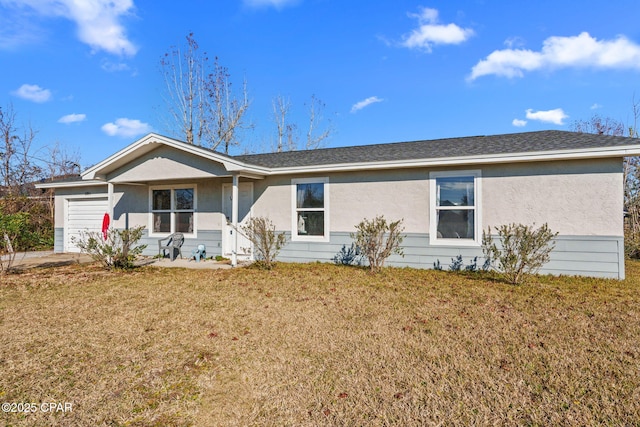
[351,215,405,273]
[482,223,558,284]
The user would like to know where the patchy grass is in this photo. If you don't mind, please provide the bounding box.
[1,261,639,426]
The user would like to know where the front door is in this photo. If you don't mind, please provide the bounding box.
[222,182,253,259]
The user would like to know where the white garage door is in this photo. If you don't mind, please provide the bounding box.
[66,197,109,252]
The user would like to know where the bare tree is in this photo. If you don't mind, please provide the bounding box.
[0,104,18,191]
[160,33,250,153]
[41,142,81,225]
[305,94,333,150]
[0,103,40,195]
[572,107,640,257]
[571,114,625,136]
[272,95,299,152]
[0,104,82,252]
[270,94,333,153]
[160,34,204,145]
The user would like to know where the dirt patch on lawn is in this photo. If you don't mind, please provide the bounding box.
[9,253,94,271]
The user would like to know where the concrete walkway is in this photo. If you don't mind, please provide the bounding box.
[4,251,235,270]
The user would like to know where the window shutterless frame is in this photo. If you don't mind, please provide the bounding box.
[429,170,481,246]
[149,184,197,237]
[291,177,329,242]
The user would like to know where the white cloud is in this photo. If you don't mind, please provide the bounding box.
[243,0,299,9]
[525,108,568,125]
[591,103,603,110]
[469,32,640,80]
[2,0,137,56]
[58,113,86,124]
[101,118,151,137]
[11,83,52,103]
[351,96,383,113]
[101,60,130,72]
[401,7,474,52]
[512,119,527,127]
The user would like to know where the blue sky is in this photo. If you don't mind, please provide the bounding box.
[1,0,640,168]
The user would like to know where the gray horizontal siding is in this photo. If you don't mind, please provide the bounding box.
[539,235,624,279]
[54,228,64,253]
[140,229,223,259]
[56,225,624,279]
[277,232,625,279]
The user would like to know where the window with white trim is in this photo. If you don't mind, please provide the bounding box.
[292,177,329,241]
[150,185,196,235]
[430,170,481,245]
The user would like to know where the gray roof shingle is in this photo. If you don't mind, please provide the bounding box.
[233,130,634,169]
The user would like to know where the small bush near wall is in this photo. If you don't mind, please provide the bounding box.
[72,226,147,270]
[482,223,558,285]
[332,243,362,266]
[352,215,405,273]
[241,216,286,270]
[0,209,30,274]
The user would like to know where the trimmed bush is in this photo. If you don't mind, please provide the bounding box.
[241,216,286,270]
[482,223,558,284]
[352,215,404,273]
[72,226,147,270]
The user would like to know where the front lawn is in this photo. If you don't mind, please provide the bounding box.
[1,262,639,426]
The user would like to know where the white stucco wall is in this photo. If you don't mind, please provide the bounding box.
[252,170,430,234]
[107,145,229,183]
[252,157,623,238]
[54,157,623,240]
[482,158,622,236]
[109,179,227,232]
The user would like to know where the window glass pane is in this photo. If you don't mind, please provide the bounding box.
[175,212,194,233]
[153,189,171,210]
[296,183,324,208]
[297,211,324,236]
[436,210,474,239]
[153,212,171,233]
[175,188,194,210]
[436,176,474,206]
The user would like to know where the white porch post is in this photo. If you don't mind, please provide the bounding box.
[231,173,239,267]
[107,182,114,220]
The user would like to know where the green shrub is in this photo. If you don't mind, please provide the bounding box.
[241,216,286,270]
[352,215,404,273]
[72,226,147,270]
[0,196,53,250]
[332,243,362,266]
[482,223,558,284]
[0,209,30,274]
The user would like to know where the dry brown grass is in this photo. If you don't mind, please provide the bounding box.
[1,261,639,426]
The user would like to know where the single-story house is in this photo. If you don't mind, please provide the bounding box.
[37,130,640,279]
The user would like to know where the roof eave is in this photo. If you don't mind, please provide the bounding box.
[81,133,269,180]
[35,179,108,189]
[265,145,640,175]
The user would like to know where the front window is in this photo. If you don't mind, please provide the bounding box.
[430,171,480,245]
[151,186,196,235]
[292,178,329,241]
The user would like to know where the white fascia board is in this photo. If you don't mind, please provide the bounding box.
[265,145,640,175]
[35,179,108,189]
[81,133,268,179]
